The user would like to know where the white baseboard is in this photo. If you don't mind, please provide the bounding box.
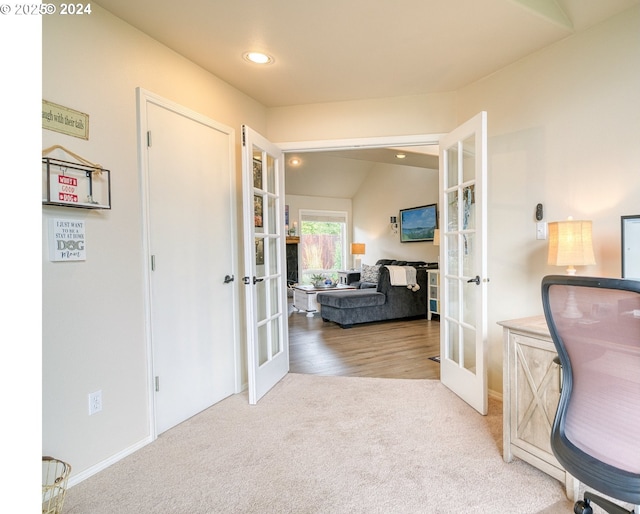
[488,388,503,402]
[67,435,153,488]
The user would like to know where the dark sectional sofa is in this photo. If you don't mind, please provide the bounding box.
[317,260,433,328]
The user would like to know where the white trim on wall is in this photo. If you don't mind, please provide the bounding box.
[277,134,444,153]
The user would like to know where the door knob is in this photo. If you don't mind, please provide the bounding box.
[467,275,481,285]
[223,275,234,284]
[253,276,264,285]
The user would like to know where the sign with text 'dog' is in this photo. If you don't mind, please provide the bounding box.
[49,218,86,262]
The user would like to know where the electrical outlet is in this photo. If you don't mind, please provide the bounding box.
[88,390,102,415]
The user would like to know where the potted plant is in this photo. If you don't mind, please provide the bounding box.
[311,273,326,287]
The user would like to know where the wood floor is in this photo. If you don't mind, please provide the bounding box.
[288,301,441,380]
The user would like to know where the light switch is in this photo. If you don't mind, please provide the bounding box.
[536,221,547,240]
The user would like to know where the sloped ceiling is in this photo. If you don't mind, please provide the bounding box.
[92,0,638,196]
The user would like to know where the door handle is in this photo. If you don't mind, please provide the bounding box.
[467,275,481,285]
[223,274,234,284]
[253,276,264,285]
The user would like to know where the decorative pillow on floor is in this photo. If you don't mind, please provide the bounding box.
[360,264,380,284]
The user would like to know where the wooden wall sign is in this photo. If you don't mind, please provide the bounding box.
[42,100,89,140]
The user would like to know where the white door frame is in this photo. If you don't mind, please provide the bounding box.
[278,134,444,153]
[136,88,242,439]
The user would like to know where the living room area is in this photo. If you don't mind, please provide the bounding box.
[285,146,442,379]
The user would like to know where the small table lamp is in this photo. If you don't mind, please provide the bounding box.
[547,218,595,318]
[350,242,366,270]
[547,219,595,275]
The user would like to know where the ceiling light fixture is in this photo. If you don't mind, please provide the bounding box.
[243,51,274,65]
[395,153,406,159]
[289,157,302,166]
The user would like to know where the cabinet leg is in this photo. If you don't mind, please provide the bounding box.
[565,473,579,502]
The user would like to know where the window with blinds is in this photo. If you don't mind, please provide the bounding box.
[299,210,348,284]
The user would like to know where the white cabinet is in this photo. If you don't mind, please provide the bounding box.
[427,270,440,320]
[498,316,578,501]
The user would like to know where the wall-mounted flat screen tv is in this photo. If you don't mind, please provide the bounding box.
[399,204,438,242]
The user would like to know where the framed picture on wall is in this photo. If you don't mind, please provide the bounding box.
[399,204,438,242]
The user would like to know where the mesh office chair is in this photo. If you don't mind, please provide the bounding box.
[542,275,640,514]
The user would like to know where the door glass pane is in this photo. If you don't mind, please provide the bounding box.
[463,279,476,327]
[267,195,276,235]
[256,274,266,321]
[270,318,281,358]
[463,326,476,373]
[446,190,458,232]
[462,135,476,184]
[255,238,265,273]
[269,278,279,317]
[446,234,458,275]
[254,195,264,233]
[446,277,459,321]
[267,237,278,275]
[462,233,475,277]
[447,145,459,187]
[252,151,262,190]
[462,185,475,230]
[446,319,460,364]
[258,323,268,366]
[266,154,276,194]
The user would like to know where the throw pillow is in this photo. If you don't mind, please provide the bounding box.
[360,263,380,284]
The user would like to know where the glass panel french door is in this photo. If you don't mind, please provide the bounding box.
[439,112,488,415]
[242,126,289,404]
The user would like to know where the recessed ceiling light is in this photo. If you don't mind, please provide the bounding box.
[395,153,406,159]
[243,52,274,65]
[289,157,302,167]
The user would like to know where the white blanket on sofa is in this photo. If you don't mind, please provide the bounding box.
[386,265,417,287]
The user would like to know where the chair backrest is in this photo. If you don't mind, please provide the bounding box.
[541,275,640,505]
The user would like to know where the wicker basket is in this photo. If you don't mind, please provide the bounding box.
[42,456,71,514]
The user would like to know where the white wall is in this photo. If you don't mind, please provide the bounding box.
[42,4,266,480]
[267,7,640,395]
[352,163,440,266]
[268,92,457,142]
[455,6,640,393]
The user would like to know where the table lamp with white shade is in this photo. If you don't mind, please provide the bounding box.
[547,218,595,275]
[547,218,595,318]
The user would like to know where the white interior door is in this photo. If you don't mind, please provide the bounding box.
[140,90,238,434]
[439,112,489,415]
[241,125,289,404]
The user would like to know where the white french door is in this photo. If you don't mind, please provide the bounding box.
[241,125,289,404]
[439,112,489,415]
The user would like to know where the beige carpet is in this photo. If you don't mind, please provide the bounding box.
[63,374,573,513]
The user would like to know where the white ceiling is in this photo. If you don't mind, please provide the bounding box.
[94,0,637,108]
[93,0,638,196]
